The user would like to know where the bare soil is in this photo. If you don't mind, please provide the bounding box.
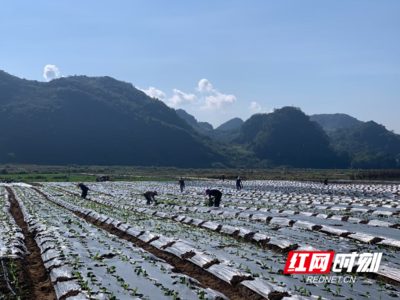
[6,187,56,300]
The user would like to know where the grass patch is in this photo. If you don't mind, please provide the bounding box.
[0,164,399,182]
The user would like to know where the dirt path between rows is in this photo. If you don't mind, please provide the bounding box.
[6,187,56,300]
[32,187,290,300]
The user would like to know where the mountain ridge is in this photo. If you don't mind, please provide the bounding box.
[310,113,363,132]
[216,117,244,131]
[1,71,398,169]
[0,71,228,167]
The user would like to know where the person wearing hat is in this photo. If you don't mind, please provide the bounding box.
[78,183,89,199]
[144,191,158,205]
[206,189,222,207]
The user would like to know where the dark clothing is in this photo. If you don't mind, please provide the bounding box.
[144,194,152,205]
[324,179,328,185]
[208,189,222,207]
[144,191,157,205]
[222,175,225,182]
[144,191,156,197]
[79,184,89,199]
[179,179,185,192]
[214,194,222,207]
[236,178,243,190]
[209,189,222,198]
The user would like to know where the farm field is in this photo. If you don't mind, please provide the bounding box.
[0,180,399,300]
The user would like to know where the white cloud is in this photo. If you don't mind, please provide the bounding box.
[249,101,262,113]
[197,78,214,93]
[139,79,237,111]
[202,92,237,110]
[139,86,166,100]
[197,79,236,110]
[168,89,197,107]
[43,65,60,81]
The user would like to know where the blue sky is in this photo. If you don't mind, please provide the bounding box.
[1,1,399,131]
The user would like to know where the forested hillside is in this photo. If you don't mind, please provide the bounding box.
[216,118,243,131]
[1,71,398,169]
[330,121,400,168]
[0,71,226,167]
[310,113,363,132]
[175,109,213,134]
[235,107,349,168]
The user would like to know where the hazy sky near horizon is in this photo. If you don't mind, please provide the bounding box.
[1,1,399,131]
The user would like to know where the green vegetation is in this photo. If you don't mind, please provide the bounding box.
[215,117,243,131]
[0,71,229,168]
[181,107,400,170]
[0,172,176,183]
[176,110,243,143]
[2,164,400,182]
[1,71,399,170]
[0,173,96,182]
[175,109,213,133]
[309,113,363,133]
[330,121,400,169]
[350,169,400,181]
[234,107,348,168]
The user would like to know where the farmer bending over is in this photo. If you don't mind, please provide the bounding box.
[78,183,89,199]
[144,191,158,205]
[206,189,222,208]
